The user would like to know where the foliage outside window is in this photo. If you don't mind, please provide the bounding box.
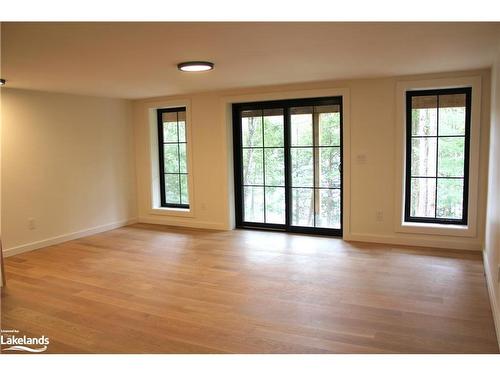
[405,87,471,225]
[157,107,189,209]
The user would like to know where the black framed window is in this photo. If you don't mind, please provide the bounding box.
[405,87,471,225]
[157,107,189,209]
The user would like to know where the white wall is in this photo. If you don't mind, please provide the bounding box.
[1,88,137,255]
[0,22,4,284]
[485,43,500,347]
[134,68,491,251]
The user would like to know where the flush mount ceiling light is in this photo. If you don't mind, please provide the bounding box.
[0,79,6,86]
[177,61,214,72]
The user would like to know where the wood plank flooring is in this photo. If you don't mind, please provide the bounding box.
[1,223,498,353]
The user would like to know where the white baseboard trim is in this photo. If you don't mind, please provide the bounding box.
[345,232,482,251]
[138,216,228,230]
[3,217,138,258]
[483,253,500,350]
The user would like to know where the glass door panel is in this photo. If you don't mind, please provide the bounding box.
[290,104,341,230]
[240,108,286,225]
[290,106,314,227]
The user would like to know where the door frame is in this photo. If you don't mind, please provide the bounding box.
[232,96,343,237]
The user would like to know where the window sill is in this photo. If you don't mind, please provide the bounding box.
[149,207,194,218]
[396,221,474,238]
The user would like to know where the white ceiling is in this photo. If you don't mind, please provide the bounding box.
[2,22,500,99]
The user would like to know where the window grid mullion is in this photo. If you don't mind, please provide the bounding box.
[244,186,342,190]
[434,95,439,219]
[312,107,317,228]
[244,145,342,149]
[412,134,464,138]
[262,114,266,223]
[290,145,341,148]
[411,176,463,179]
[177,112,182,204]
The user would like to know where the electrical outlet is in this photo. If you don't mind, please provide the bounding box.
[28,218,36,230]
[376,210,383,222]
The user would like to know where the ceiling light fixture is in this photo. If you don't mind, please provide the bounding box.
[177,61,214,72]
[0,79,6,86]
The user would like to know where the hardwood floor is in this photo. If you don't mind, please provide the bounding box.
[1,223,498,353]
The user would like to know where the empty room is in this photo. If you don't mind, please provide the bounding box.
[1,12,500,369]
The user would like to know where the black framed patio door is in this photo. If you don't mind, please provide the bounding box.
[233,96,343,236]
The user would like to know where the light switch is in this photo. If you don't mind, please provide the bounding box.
[356,153,367,164]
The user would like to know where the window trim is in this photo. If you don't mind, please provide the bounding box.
[157,107,190,209]
[404,87,472,226]
[394,76,482,238]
